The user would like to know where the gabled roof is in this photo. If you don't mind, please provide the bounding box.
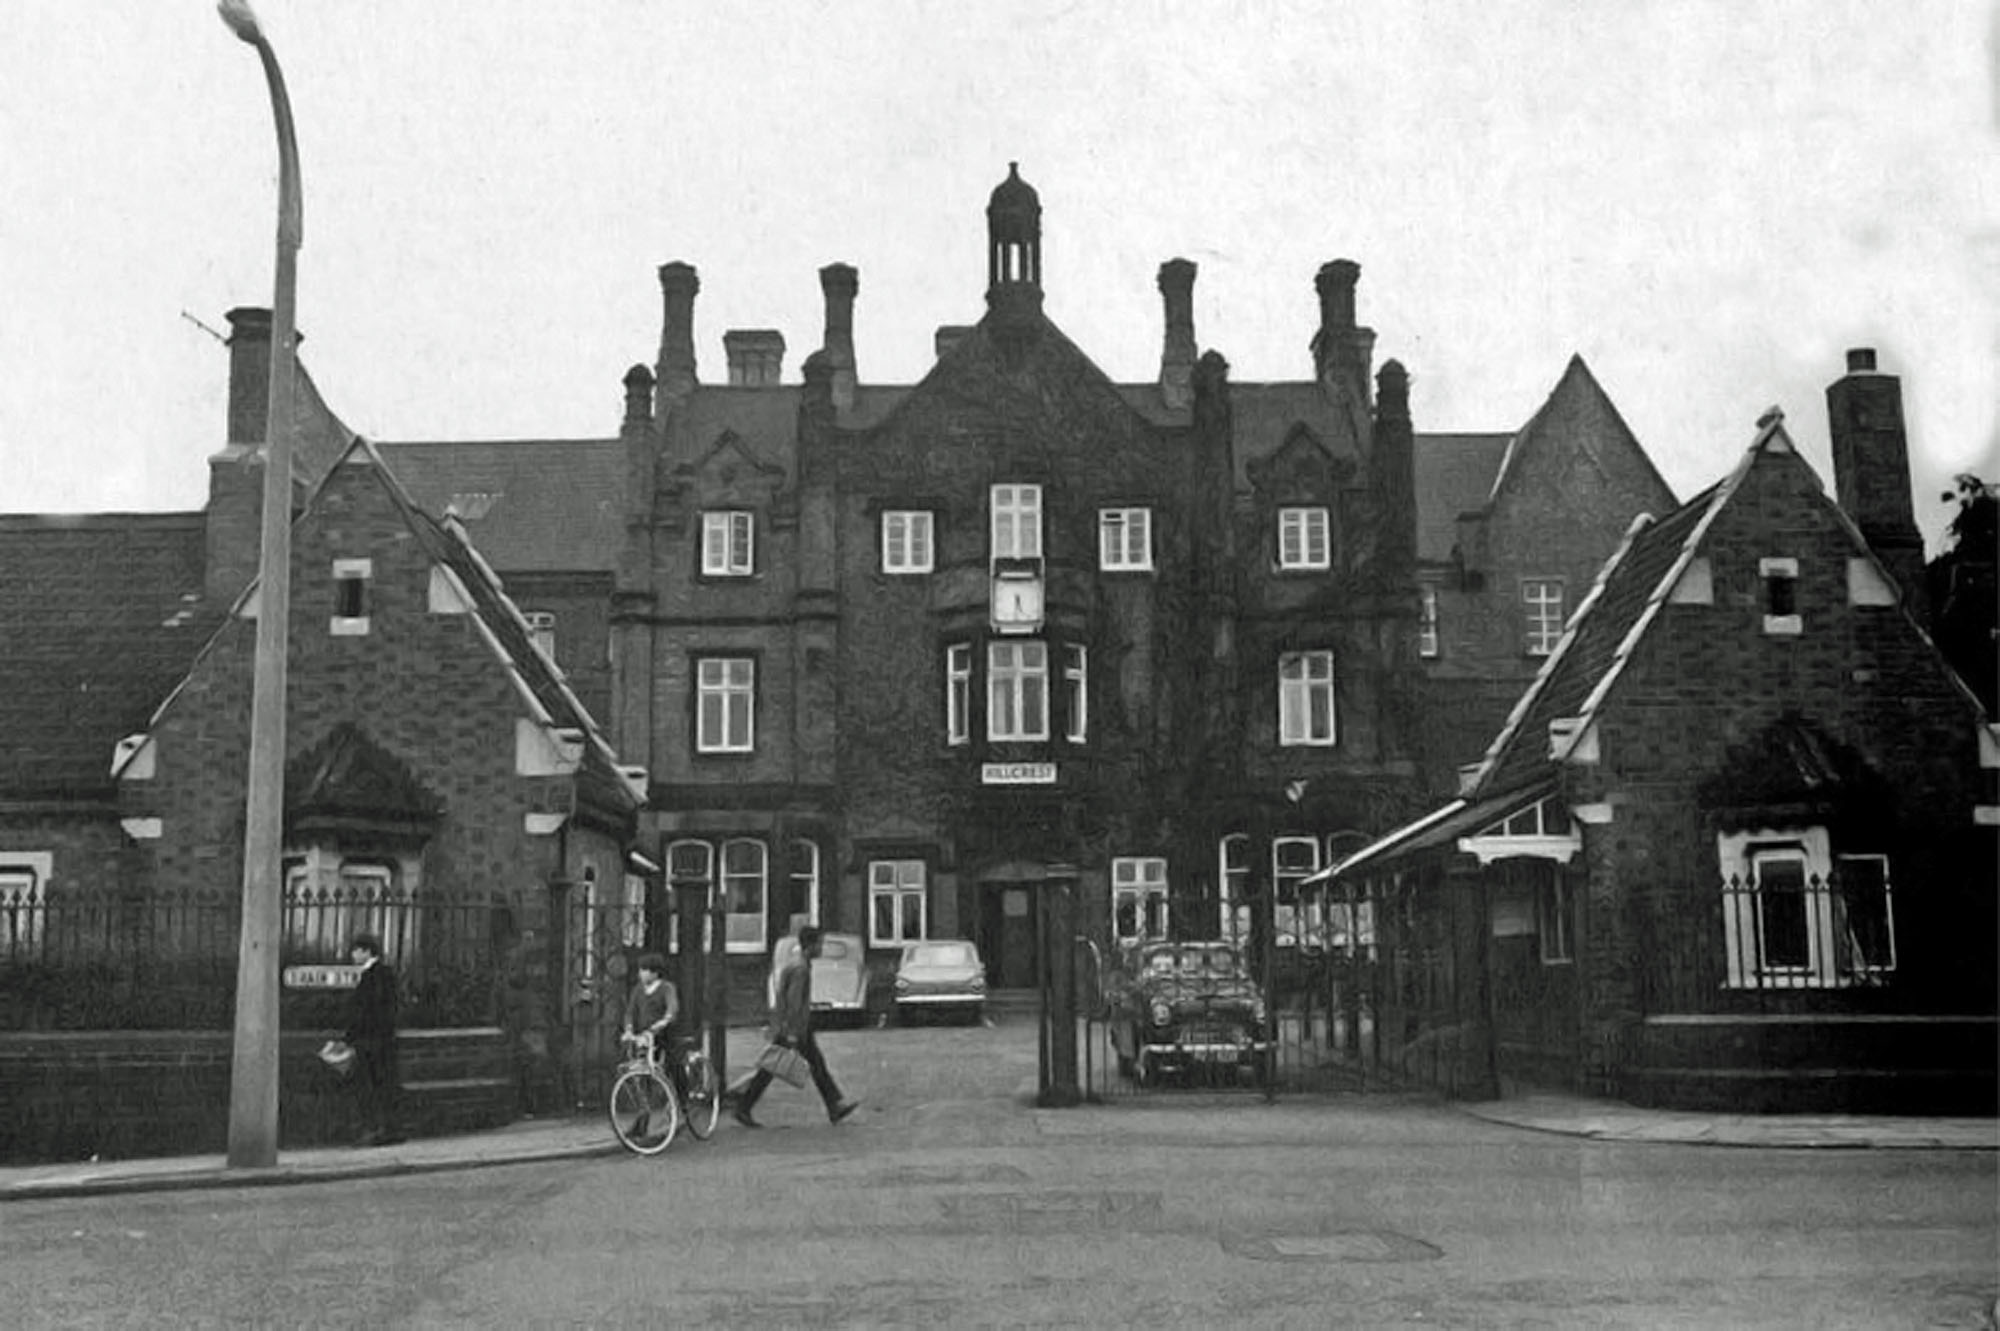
[1463,410,1976,800]
[133,438,642,817]
[287,720,445,829]
[1484,355,1673,512]
[377,437,624,574]
[0,512,221,798]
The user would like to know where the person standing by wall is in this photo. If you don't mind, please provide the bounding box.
[345,932,404,1146]
[731,926,859,1128]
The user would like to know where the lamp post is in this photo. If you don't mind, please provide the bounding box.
[218,0,302,1169]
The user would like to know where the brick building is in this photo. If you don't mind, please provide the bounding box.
[0,368,642,1156]
[376,165,1675,1003]
[1324,350,1998,1111]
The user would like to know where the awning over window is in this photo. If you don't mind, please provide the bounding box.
[1306,778,1557,886]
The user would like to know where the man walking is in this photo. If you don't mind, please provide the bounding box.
[733,925,858,1128]
[345,932,404,1146]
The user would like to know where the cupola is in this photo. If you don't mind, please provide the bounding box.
[986,162,1042,291]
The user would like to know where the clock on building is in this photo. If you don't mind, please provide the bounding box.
[991,574,1044,632]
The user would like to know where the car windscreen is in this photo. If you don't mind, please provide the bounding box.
[1144,947,1242,978]
[818,938,853,961]
[912,943,974,967]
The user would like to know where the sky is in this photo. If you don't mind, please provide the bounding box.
[2,1,1994,551]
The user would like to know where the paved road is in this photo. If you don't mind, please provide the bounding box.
[7,1019,1996,1328]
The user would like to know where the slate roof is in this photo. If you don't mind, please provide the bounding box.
[1412,432,1510,565]
[376,438,625,574]
[0,513,221,798]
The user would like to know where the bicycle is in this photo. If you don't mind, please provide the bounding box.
[608,1031,721,1155]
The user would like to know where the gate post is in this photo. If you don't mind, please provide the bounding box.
[707,886,731,1082]
[671,875,708,1064]
[1037,864,1082,1107]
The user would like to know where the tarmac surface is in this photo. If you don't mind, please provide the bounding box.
[4,1052,1991,1203]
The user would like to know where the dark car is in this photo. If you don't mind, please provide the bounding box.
[1105,940,1270,1084]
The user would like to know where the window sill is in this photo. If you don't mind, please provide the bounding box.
[1762,615,1803,636]
[330,617,370,636]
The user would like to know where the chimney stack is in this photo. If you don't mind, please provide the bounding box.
[656,262,700,402]
[1310,258,1374,421]
[1371,359,1416,575]
[622,364,654,427]
[819,263,858,412]
[1157,258,1197,411]
[723,330,786,387]
[1827,347,1925,609]
[934,326,973,361]
[225,306,274,446]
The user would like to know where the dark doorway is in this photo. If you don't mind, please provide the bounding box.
[981,883,1039,989]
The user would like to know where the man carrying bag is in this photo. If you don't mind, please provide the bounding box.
[731,926,859,1128]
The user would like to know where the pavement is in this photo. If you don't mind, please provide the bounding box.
[3,1081,1991,1204]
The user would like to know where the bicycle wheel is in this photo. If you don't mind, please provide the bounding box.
[609,1066,679,1155]
[681,1052,721,1140]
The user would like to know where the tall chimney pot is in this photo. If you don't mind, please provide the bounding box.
[656,262,700,401]
[1157,258,1197,411]
[819,263,858,411]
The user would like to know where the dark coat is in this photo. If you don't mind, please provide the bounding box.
[346,959,399,1047]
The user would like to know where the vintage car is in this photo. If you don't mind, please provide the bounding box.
[767,931,870,1025]
[891,939,988,1024]
[1104,940,1270,1084]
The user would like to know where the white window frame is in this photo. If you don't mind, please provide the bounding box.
[946,643,971,746]
[1272,836,1324,950]
[721,838,768,954]
[789,839,822,929]
[0,852,53,960]
[1522,578,1565,656]
[1111,857,1170,943]
[701,510,755,577]
[990,484,1043,562]
[1218,835,1251,946]
[882,510,935,574]
[696,657,755,753]
[869,860,928,946]
[1063,643,1088,743]
[1718,827,1893,988]
[523,610,557,664]
[1418,584,1440,659]
[331,557,372,636]
[665,839,716,955]
[1834,853,1897,975]
[1760,556,1802,635]
[1276,506,1330,571]
[987,640,1049,741]
[1098,507,1153,571]
[619,871,648,949]
[1278,650,1337,746]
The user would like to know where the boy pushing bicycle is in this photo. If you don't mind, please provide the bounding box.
[620,952,690,1099]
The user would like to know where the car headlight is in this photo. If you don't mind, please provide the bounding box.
[894,977,910,993]
[1149,1000,1173,1027]
[970,974,987,990]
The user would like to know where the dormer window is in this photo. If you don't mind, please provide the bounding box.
[331,558,372,636]
[1277,507,1330,571]
[702,511,755,577]
[1760,557,1801,635]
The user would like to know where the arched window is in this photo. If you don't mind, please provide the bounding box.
[721,838,768,954]
[1217,834,1250,947]
[789,839,821,929]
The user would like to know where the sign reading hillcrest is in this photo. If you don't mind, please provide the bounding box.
[981,762,1057,785]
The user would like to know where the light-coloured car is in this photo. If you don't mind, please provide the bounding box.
[892,939,988,1024]
[767,931,870,1025]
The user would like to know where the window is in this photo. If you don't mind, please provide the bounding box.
[988,640,1049,740]
[0,853,51,961]
[1277,506,1330,570]
[282,856,411,963]
[1063,644,1088,743]
[1112,857,1169,943]
[577,865,600,993]
[869,860,927,945]
[882,511,934,574]
[1760,557,1801,635]
[701,510,755,576]
[524,610,556,663]
[1521,578,1564,655]
[991,484,1042,561]
[1272,837,1324,949]
[1418,585,1440,659]
[665,840,715,955]
[721,838,767,954]
[946,643,971,745]
[696,657,755,753]
[1218,835,1250,945]
[619,871,648,949]
[1718,827,1894,988]
[1278,650,1336,746]
[788,839,821,929]
[331,558,372,636]
[1537,874,1573,964]
[1099,507,1152,570]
